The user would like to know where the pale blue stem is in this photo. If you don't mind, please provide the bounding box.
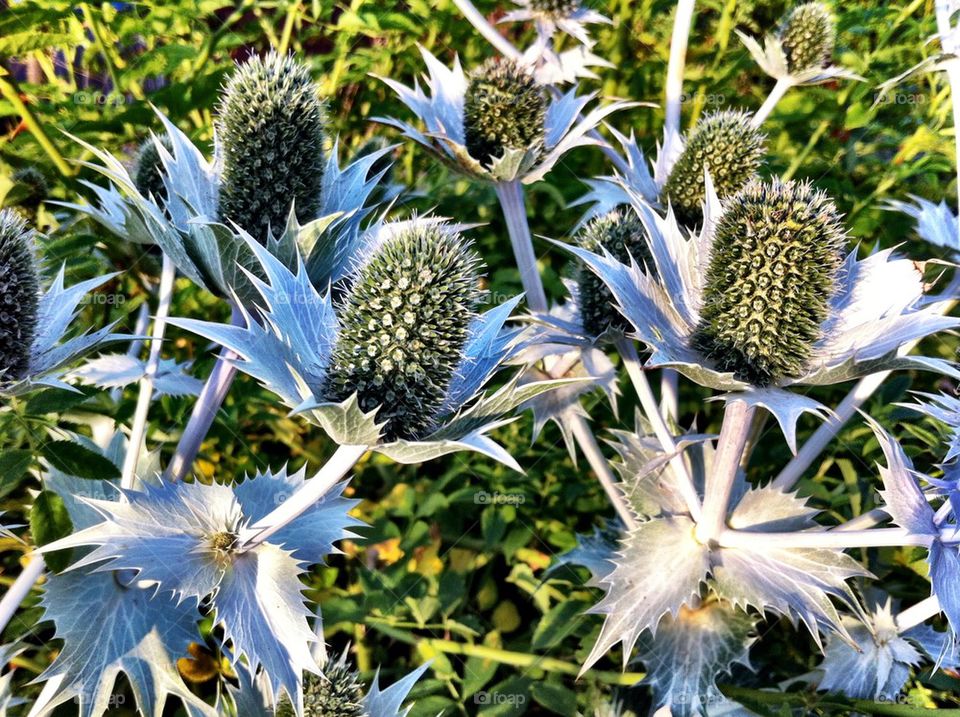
[696,399,754,543]
[719,527,930,550]
[494,180,548,313]
[122,254,176,489]
[239,443,369,552]
[163,306,242,482]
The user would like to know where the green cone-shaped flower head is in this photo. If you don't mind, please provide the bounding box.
[777,2,835,74]
[134,136,172,204]
[216,51,326,242]
[529,0,581,17]
[0,210,39,382]
[276,649,367,717]
[575,208,650,338]
[324,223,484,440]
[11,167,47,216]
[662,110,766,228]
[463,58,547,168]
[691,179,845,386]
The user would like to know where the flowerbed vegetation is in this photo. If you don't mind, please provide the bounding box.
[2,1,960,716]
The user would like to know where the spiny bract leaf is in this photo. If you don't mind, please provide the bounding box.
[31,568,216,717]
[41,467,361,708]
[636,599,757,717]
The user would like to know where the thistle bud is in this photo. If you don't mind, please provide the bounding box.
[529,0,581,17]
[691,179,845,386]
[324,224,484,440]
[0,210,39,382]
[134,136,172,204]
[777,2,835,75]
[11,167,47,219]
[575,209,650,338]
[662,110,766,228]
[217,52,326,242]
[463,58,547,168]
[276,649,366,717]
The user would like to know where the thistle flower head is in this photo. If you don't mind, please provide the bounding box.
[0,210,38,382]
[691,179,845,386]
[12,166,47,214]
[217,51,326,242]
[463,58,547,168]
[777,2,835,75]
[575,208,649,338]
[133,136,172,204]
[662,110,766,227]
[529,0,581,17]
[276,649,367,717]
[324,223,484,440]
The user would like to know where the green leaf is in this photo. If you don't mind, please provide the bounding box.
[0,449,33,498]
[532,600,590,650]
[24,387,92,416]
[462,654,498,698]
[530,682,577,717]
[30,490,73,572]
[40,441,121,480]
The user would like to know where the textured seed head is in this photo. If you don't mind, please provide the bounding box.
[216,51,326,242]
[662,110,766,228]
[463,58,547,168]
[575,208,650,338]
[12,167,47,215]
[529,0,581,17]
[777,2,835,74]
[691,179,845,386]
[134,136,172,204]
[276,649,367,717]
[324,224,484,440]
[0,210,39,383]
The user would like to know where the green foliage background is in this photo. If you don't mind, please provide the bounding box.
[1,0,959,714]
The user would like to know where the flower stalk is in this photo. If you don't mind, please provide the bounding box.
[121,254,176,489]
[0,556,43,636]
[618,338,701,520]
[718,527,931,551]
[696,400,754,544]
[751,77,792,128]
[163,308,242,483]
[238,443,368,552]
[664,0,696,142]
[896,596,942,632]
[494,180,548,312]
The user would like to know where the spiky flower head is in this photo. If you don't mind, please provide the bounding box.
[133,136,172,204]
[529,0,581,17]
[777,2,835,75]
[463,58,547,168]
[0,210,38,382]
[276,649,367,717]
[691,179,845,386]
[324,223,484,440]
[11,167,47,215]
[662,110,766,227]
[575,208,650,338]
[216,51,326,242]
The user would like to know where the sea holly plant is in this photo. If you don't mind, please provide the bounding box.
[39,466,361,713]
[737,1,865,124]
[0,209,125,397]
